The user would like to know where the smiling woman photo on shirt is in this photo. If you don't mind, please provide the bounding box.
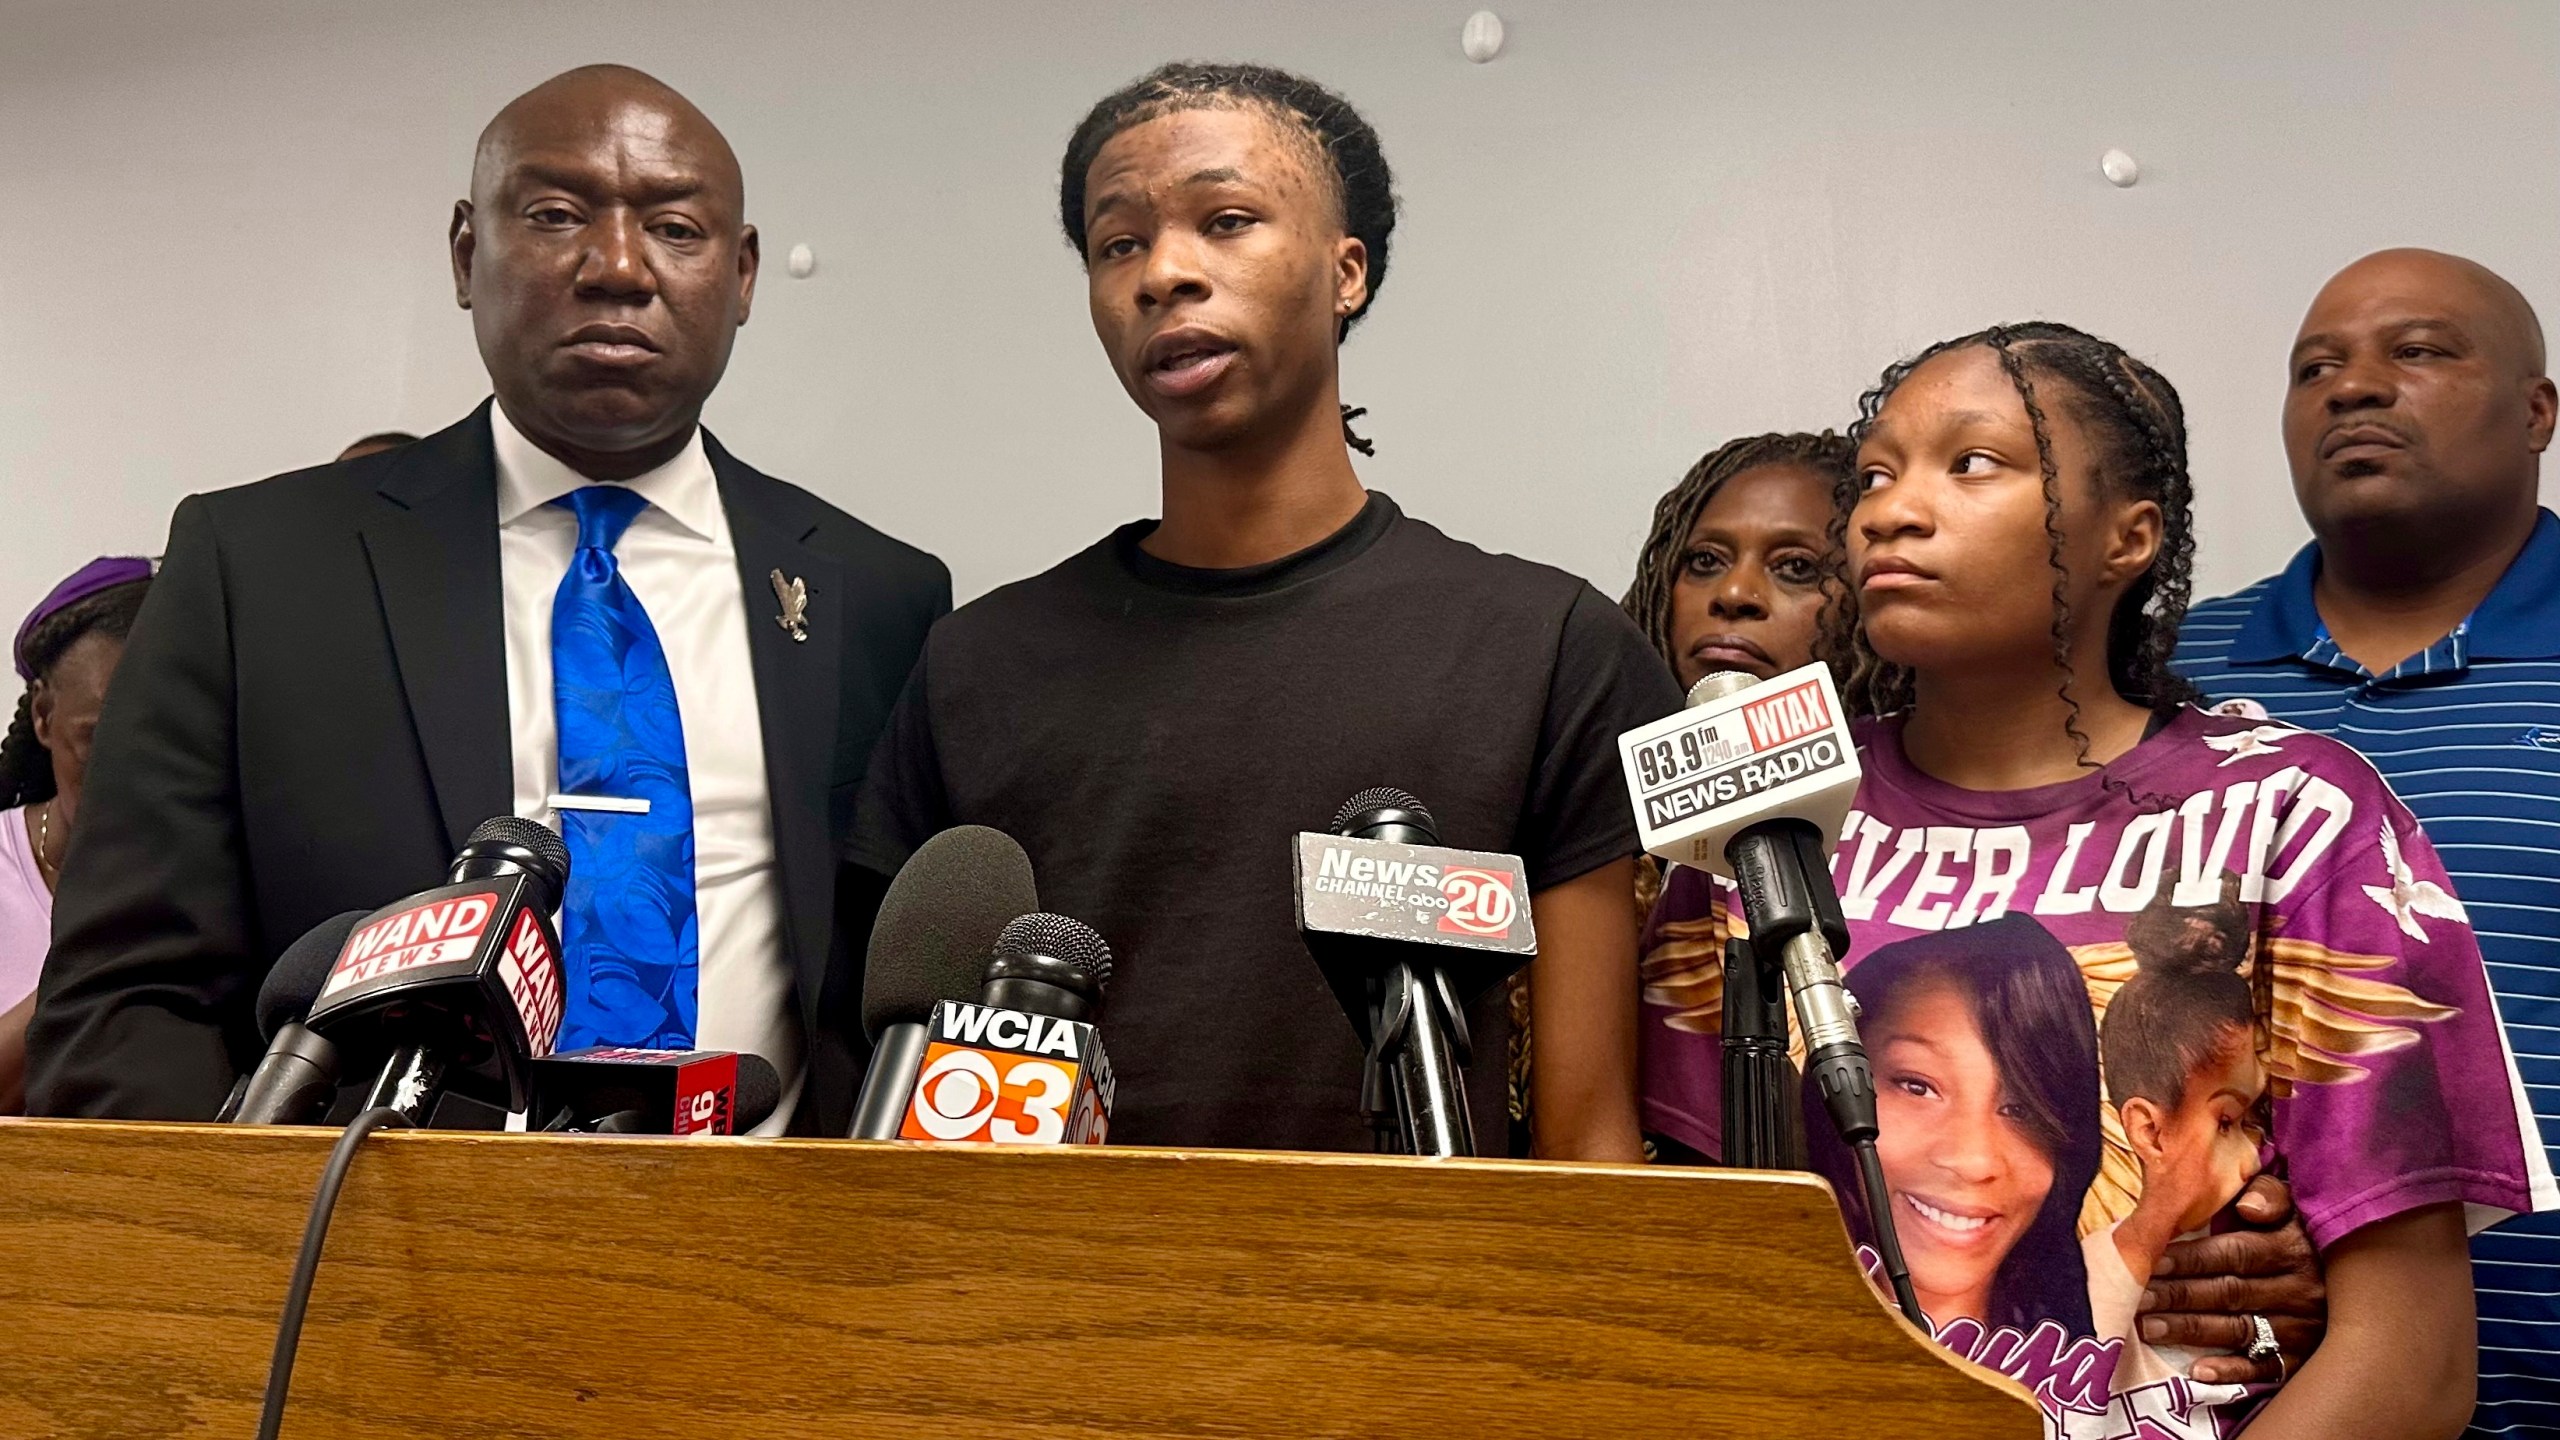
[1805,915,2101,1337]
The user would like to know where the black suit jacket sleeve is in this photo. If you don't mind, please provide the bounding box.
[28,495,260,1117]
[801,539,951,1136]
[844,646,956,883]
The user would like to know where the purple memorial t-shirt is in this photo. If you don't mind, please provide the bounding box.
[1642,707,2536,1439]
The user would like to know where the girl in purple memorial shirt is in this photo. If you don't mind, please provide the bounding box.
[1640,323,2542,1440]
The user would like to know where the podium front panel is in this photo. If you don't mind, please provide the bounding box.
[0,1120,2038,1439]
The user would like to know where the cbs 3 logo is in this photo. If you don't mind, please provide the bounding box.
[909,1046,1079,1144]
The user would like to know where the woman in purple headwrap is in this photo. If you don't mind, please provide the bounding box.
[0,556,152,1112]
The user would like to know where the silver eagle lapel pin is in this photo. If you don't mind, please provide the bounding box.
[769,569,810,642]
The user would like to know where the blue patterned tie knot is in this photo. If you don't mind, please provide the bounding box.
[549,484,699,1052]
[559,483,651,553]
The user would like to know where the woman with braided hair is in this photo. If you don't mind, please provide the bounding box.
[0,557,152,1113]
[1504,434,1849,1152]
[1641,323,2531,1438]
[1621,431,1854,694]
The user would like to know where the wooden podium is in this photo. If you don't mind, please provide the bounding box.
[0,1119,2037,1438]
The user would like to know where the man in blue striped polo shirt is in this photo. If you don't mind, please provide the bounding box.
[2179,247,2560,1438]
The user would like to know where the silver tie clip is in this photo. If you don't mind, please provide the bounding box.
[548,794,651,815]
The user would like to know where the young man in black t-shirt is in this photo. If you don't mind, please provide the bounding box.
[849,63,1679,1156]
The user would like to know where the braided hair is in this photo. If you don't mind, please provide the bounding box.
[0,579,151,810]
[1827,322,2200,758]
[1058,61,1397,456]
[1620,431,1856,668]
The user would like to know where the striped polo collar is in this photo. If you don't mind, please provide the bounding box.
[2231,507,2560,673]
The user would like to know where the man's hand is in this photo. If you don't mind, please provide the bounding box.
[2137,1174,2327,1384]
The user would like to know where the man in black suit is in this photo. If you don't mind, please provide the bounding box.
[26,65,946,1134]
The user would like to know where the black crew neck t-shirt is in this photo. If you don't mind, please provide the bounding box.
[847,492,1681,1152]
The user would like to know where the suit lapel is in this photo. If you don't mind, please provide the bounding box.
[359,402,513,855]
[712,437,845,1029]
[361,415,847,1029]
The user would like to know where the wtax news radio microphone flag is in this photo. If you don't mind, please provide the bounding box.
[1616,661,1861,876]
[900,912,1118,1146]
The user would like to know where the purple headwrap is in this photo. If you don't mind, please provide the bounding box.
[14,556,155,683]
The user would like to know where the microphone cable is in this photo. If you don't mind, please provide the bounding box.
[1635,670,1923,1328]
[254,1104,406,1440]
[1850,1137,1925,1327]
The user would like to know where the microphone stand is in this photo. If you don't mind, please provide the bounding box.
[1374,961,1475,1158]
[850,1022,931,1140]
[1727,820,1924,1328]
[359,1043,448,1127]
[1719,934,1799,1170]
[1334,795,1480,1160]
[1361,987,1400,1154]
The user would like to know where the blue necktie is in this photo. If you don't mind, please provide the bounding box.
[550,485,698,1051]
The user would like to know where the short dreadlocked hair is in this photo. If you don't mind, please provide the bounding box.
[1058,61,1398,341]
[0,578,151,811]
[1621,431,1855,669]
[1829,321,2201,760]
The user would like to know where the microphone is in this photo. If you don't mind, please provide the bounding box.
[531,1048,783,1135]
[900,912,1116,1146]
[1615,663,1921,1325]
[851,825,1040,1140]
[229,911,370,1125]
[1294,788,1536,1158]
[299,815,572,1125]
[250,816,573,1440]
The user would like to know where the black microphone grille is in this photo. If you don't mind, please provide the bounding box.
[994,912,1113,991]
[1332,787,1436,836]
[465,815,572,887]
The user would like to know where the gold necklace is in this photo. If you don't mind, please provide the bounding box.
[32,801,58,886]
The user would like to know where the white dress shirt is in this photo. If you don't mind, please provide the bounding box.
[491,402,803,1134]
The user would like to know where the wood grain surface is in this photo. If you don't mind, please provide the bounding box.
[0,1119,2039,1439]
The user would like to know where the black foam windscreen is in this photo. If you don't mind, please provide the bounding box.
[256,910,371,1041]
[733,1053,784,1132]
[861,825,1038,1042]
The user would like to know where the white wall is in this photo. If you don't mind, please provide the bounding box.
[3,0,2555,632]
